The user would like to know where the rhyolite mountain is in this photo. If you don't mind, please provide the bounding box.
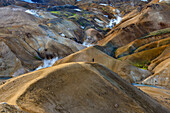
[0,62,169,112]
[0,0,170,112]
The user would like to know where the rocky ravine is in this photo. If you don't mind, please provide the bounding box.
[0,0,170,112]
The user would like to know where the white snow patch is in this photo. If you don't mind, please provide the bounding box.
[83,39,94,47]
[74,9,82,12]
[106,9,122,28]
[106,16,122,28]
[99,3,108,6]
[106,19,115,28]
[21,0,34,3]
[115,9,120,14]
[61,33,66,37]
[94,18,104,24]
[25,10,40,17]
[81,26,85,29]
[104,15,108,18]
[35,57,59,70]
[94,18,105,27]
[115,16,122,24]
[141,0,148,2]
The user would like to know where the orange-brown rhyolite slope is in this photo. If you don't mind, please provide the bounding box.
[0,62,169,113]
[99,2,170,48]
[99,1,170,88]
[76,0,148,16]
[137,86,170,109]
[0,6,85,77]
[54,47,151,83]
[116,29,170,88]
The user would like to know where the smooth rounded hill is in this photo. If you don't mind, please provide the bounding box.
[54,46,151,83]
[0,62,169,113]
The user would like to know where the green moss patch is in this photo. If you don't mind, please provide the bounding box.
[133,63,148,70]
[140,28,170,39]
[51,11,61,15]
